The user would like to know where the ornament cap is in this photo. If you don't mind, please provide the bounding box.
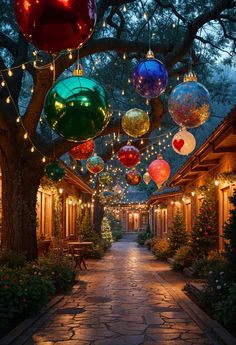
[146,50,155,59]
[157,153,163,160]
[183,71,197,82]
[73,64,84,76]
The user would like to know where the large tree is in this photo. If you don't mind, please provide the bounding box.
[0,0,235,259]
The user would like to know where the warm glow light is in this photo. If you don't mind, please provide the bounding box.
[191,191,195,196]
[215,180,220,186]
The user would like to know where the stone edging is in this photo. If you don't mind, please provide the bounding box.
[0,295,64,345]
[154,271,236,345]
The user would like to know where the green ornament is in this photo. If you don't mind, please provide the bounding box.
[45,162,65,182]
[44,76,111,142]
[98,172,113,186]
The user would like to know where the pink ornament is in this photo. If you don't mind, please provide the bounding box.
[148,154,171,188]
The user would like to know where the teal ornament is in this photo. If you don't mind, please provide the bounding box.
[44,76,111,142]
[86,154,104,174]
[45,162,65,182]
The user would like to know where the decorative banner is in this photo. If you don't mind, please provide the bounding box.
[132,50,168,99]
[172,128,196,155]
[118,142,140,168]
[69,140,94,160]
[168,73,210,128]
[148,154,171,188]
[14,0,96,53]
[125,169,142,185]
[98,172,113,186]
[45,76,111,142]
[143,171,151,185]
[45,162,65,182]
[86,154,104,174]
[122,108,150,138]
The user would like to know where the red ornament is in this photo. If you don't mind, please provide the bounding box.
[118,142,140,168]
[14,0,96,54]
[125,169,141,186]
[148,154,171,188]
[204,232,209,237]
[173,139,184,152]
[69,140,94,160]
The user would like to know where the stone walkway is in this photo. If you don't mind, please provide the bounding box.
[27,242,217,345]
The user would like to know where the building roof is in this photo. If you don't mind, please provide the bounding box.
[168,105,236,187]
[63,164,94,194]
[148,186,182,205]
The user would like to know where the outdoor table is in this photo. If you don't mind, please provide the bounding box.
[68,242,93,270]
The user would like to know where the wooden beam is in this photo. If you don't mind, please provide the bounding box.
[213,146,236,153]
[199,159,219,166]
[192,166,209,172]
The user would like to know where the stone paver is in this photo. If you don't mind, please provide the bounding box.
[27,242,215,345]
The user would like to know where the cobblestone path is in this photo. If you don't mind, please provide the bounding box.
[28,242,216,345]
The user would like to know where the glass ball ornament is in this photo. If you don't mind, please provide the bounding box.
[143,171,151,185]
[125,169,141,186]
[69,140,94,160]
[86,154,104,174]
[44,162,65,182]
[118,142,140,168]
[172,128,196,155]
[122,108,150,138]
[45,76,111,142]
[148,154,171,188]
[132,50,168,99]
[14,0,96,54]
[98,172,113,186]
[168,73,211,128]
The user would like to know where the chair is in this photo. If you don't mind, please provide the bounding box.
[69,245,87,270]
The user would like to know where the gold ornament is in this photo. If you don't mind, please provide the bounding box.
[183,71,197,82]
[122,108,150,138]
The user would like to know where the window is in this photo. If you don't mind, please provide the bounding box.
[66,201,77,238]
[37,189,52,239]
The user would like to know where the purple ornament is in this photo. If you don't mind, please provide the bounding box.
[132,54,168,99]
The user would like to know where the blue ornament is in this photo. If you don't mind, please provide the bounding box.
[132,51,168,99]
[168,73,210,128]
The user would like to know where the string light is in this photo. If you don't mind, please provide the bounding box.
[8,69,13,77]
[42,157,46,163]
[31,146,35,153]
[24,133,28,139]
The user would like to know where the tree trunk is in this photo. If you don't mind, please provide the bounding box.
[1,151,43,260]
[93,195,104,235]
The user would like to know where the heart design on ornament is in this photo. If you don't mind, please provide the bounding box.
[173,139,184,152]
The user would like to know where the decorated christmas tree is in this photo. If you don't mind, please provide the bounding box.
[101,216,113,249]
[191,195,218,257]
[80,209,98,242]
[223,189,236,275]
[169,210,187,255]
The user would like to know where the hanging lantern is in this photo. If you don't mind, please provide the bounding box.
[148,154,171,188]
[45,76,111,142]
[172,128,196,155]
[122,108,150,138]
[132,50,168,99]
[118,142,140,168]
[113,184,124,195]
[143,171,151,185]
[98,172,113,186]
[14,0,96,54]
[86,154,104,174]
[69,140,94,160]
[125,169,141,186]
[168,72,211,128]
[45,162,65,182]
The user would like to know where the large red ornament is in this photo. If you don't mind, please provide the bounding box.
[14,0,96,54]
[148,154,171,188]
[69,140,94,160]
[125,169,141,186]
[118,142,140,168]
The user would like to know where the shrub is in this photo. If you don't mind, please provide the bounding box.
[137,230,152,245]
[0,251,26,268]
[172,245,194,271]
[37,252,76,292]
[152,238,170,260]
[168,211,187,256]
[215,283,236,327]
[101,216,113,249]
[192,251,227,278]
[144,238,153,250]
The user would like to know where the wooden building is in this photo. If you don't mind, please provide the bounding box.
[149,105,236,248]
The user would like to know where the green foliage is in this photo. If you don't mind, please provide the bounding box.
[136,229,152,245]
[101,216,113,249]
[192,250,227,278]
[191,192,218,257]
[106,213,123,241]
[223,189,236,275]
[144,238,153,250]
[216,283,236,328]
[0,251,26,268]
[152,238,170,260]
[80,209,105,259]
[168,211,187,255]
[172,245,194,271]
